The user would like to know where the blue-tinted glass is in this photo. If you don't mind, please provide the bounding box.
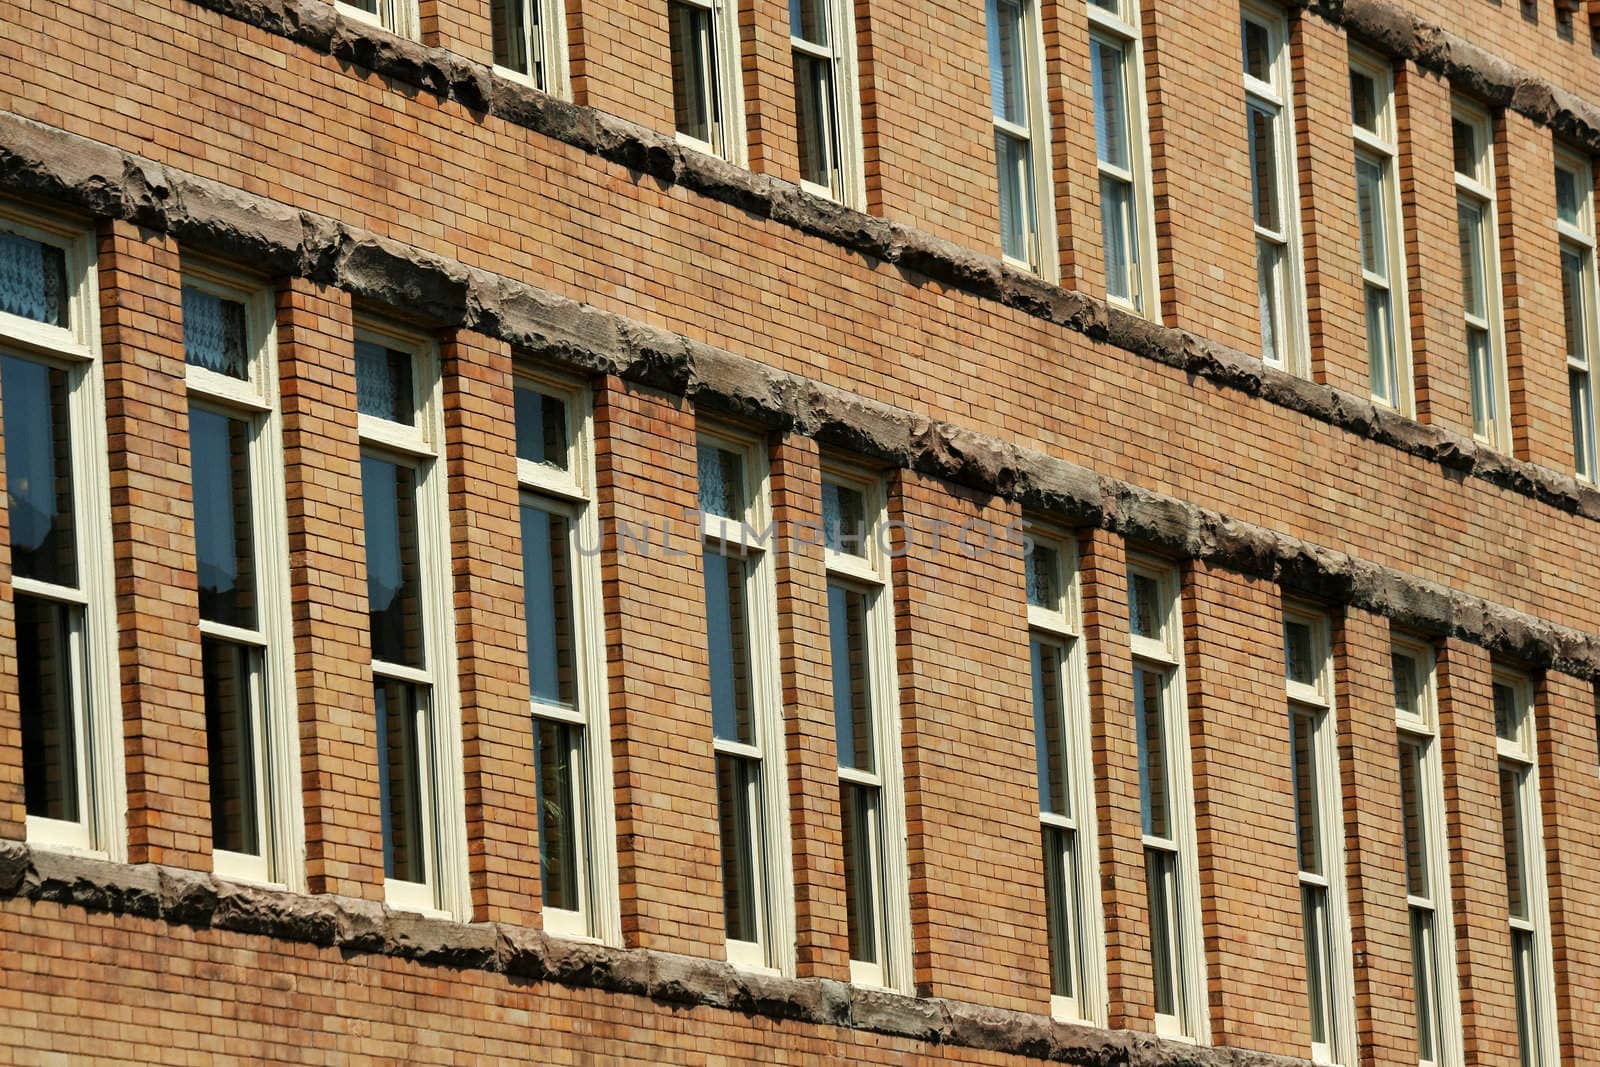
[1,355,76,586]
[0,232,67,327]
[704,549,754,743]
[361,455,424,668]
[1032,638,1069,815]
[189,407,256,628]
[829,582,874,770]
[521,503,577,708]
[515,385,569,469]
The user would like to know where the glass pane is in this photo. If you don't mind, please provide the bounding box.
[1572,368,1595,479]
[1291,708,1322,876]
[1493,680,1521,743]
[1032,637,1070,816]
[202,636,261,858]
[1284,620,1316,686]
[1,355,77,587]
[1135,666,1170,839]
[1146,847,1178,1018]
[841,780,880,964]
[1258,237,1284,365]
[375,676,428,885]
[0,231,68,328]
[1091,37,1129,170]
[1556,164,1582,228]
[704,549,755,745]
[1100,175,1136,304]
[829,582,875,771]
[1410,907,1438,1064]
[1512,928,1537,1067]
[1249,103,1280,233]
[522,504,578,709]
[1392,651,1420,718]
[1242,16,1271,82]
[790,0,829,45]
[989,0,1027,127]
[362,456,426,670]
[1458,198,1487,320]
[1469,327,1495,440]
[1302,884,1331,1045]
[515,386,569,470]
[717,751,764,943]
[1356,156,1388,279]
[1499,761,1528,921]
[697,444,746,519]
[355,340,414,425]
[17,593,79,823]
[1366,283,1397,405]
[1043,824,1076,998]
[1399,736,1430,899]
[997,131,1034,264]
[1025,541,1060,610]
[1561,246,1589,368]
[822,480,867,555]
[534,717,582,910]
[190,408,257,629]
[670,0,716,144]
[1128,571,1161,638]
[181,286,249,380]
[491,0,531,76]
[1452,118,1479,181]
[1350,67,1379,132]
[794,52,840,192]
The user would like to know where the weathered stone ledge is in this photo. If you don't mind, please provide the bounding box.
[1,110,1598,677]
[136,0,1600,528]
[0,838,1288,1066]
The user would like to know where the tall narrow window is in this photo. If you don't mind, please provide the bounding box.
[1283,611,1355,1065]
[490,0,569,97]
[0,209,121,858]
[1242,2,1308,373]
[1089,0,1157,315]
[669,0,745,162]
[356,327,465,916]
[699,431,793,971]
[790,0,864,206]
[335,0,418,37]
[1493,671,1559,1067]
[1453,103,1510,449]
[989,0,1054,276]
[516,375,619,942]
[182,268,300,887]
[1350,52,1412,413]
[1127,560,1207,1040]
[1556,150,1600,479]
[824,470,910,990]
[1391,641,1463,1067]
[1028,531,1104,1023]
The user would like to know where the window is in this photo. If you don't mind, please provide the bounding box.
[0,208,121,858]
[335,0,418,37]
[1283,611,1355,1065]
[1556,150,1600,480]
[1493,670,1559,1067]
[182,266,301,887]
[989,0,1055,276]
[355,325,466,917]
[1127,560,1207,1040]
[1350,51,1412,413]
[1027,531,1104,1023]
[490,0,569,97]
[698,431,794,970]
[823,469,910,990]
[790,0,864,206]
[1242,3,1308,373]
[1453,104,1510,449]
[1392,641,1463,1067]
[1089,0,1158,315]
[516,374,620,942]
[669,0,745,162]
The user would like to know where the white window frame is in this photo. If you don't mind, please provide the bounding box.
[0,205,124,861]
[1027,528,1106,1025]
[517,370,621,945]
[355,320,468,919]
[1283,608,1357,1066]
[989,0,1058,279]
[1556,148,1600,481]
[1350,48,1414,415]
[1088,0,1159,318]
[334,0,420,38]
[1127,558,1208,1042]
[790,0,866,207]
[1452,101,1511,451]
[1242,0,1309,374]
[491,0,572,99]
[1492,669,1560,1067]
[823,464,911,993]
[670,0,747,164]
[1391,638,1464,1067]
[182,262,304,890]
[698,427,796,974]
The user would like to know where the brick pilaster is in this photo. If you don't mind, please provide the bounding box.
[740,0,802,180]
[418,0,495,67]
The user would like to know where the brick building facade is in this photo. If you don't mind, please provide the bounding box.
[0,0,1597,1063]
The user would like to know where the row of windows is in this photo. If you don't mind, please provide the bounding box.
[341,0,1600,482]
[0,207,1572,1064]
